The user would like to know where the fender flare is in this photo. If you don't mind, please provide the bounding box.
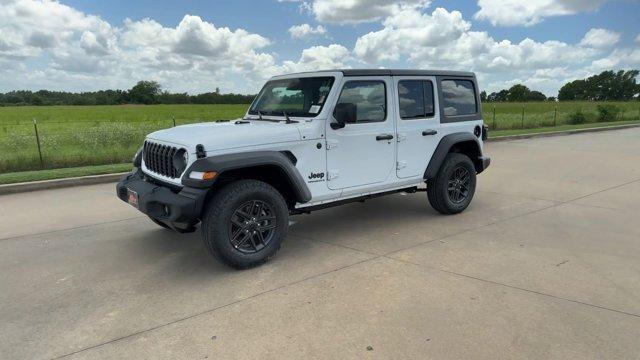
[181,151,312,203]
[424,132,484,179]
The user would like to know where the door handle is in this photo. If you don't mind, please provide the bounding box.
[376,134,394,141]
[422,129,438,136]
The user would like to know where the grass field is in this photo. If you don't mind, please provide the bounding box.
[1,102,639,174]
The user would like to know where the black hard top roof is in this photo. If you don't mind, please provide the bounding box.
[281,69,475,78]
[339,69,475,77]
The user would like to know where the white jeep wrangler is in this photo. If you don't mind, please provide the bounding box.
[117,69,490,268]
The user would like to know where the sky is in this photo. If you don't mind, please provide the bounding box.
[0,0,639,96]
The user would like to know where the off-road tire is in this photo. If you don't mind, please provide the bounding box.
[148,216,171,229]
[201,179,289,269]
[427,153,476,215]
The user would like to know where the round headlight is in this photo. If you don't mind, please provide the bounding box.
[172,149,188,174]
[133,147,143,167]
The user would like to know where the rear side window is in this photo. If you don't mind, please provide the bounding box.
[398,80,435,119]
[441,80,477,117]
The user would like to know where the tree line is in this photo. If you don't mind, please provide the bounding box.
[0,70,638,106]
[0,81,255,106]
[482,69,638,102]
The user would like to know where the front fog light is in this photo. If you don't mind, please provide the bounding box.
[189,171,217,180]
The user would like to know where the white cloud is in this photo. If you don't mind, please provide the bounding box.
[0,0,285,93]
[475,0,607,26]
[355,7,470,63]
[590,48,640,72]
[280,44,351,72]
[288,23,327,39]
[353,6,625,95]
[580,28,621,48]
[635,34,640,43]
[310,0,430,24]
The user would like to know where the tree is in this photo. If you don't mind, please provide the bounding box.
[129,81,162,104]
[506,84,531,102]
[558,70,639,101]
[480,91,487,102]
[487,89,509,102]
[528,90,547,102]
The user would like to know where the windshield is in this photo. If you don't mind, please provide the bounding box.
[249,77,334,117]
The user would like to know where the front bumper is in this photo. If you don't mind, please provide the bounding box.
[116,169,208,231]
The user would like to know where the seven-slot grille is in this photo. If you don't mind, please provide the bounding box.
[143,141,180,179]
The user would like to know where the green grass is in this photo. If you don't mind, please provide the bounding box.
[0,104,248,173]
[482,101,640,130]
[0,104,248,125]
[1,117,638,185]
[1,102,639,174]
[0,163,132,185]
[491,119,640,137]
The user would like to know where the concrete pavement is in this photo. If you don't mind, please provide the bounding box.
[1,128,639,359]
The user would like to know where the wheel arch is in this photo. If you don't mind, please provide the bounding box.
[182,151,311,209]
[424,132,485,179]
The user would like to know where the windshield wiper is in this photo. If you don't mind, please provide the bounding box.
[247,110,280,122]
[282,111,299,124]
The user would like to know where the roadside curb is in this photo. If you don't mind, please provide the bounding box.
[487,122,640,142]
[0,172,128,195]
[1,122,639,195]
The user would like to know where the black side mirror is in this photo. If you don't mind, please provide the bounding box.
[332,102,356,129]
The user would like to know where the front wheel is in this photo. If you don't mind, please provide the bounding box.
[201,179,289,269]
[427,153,477,214]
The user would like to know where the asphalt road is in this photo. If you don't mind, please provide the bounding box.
[2,128,640,360]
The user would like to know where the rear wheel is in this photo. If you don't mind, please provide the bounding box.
[427,153,476,214]
[201,179,289,269]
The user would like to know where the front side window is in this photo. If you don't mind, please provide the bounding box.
[441,79,477,117]
[249,77,334,117]
[334,81,386,123]
[398,80,435,119]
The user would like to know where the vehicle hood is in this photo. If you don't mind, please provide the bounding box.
[146,119,303,152]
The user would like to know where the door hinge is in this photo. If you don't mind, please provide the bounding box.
[328,171,340,180]
[326,140,339,150]
[397,134,407,142]
[396,161,407,170]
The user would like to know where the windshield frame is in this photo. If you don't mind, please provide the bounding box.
[247,76,336,118]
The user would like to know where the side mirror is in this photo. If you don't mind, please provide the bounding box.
[332,102,356,129]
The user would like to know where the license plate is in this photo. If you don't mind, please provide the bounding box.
[127,189,139,208]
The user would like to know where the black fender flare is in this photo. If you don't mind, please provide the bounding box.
[424,132,486,179]
[181,151,312,203]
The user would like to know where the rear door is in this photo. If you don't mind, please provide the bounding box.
[394,77,441,178]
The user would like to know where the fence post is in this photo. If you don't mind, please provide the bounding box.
[553,106,557,127]
[493,105,496,130]
[521,105,525,129]
[172,116,176,127]
[33,118,44,168]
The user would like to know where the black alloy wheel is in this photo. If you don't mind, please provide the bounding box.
[447,166,471,204]
[229,200,277,253]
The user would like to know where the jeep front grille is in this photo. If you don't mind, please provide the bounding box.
[143,141,180,179]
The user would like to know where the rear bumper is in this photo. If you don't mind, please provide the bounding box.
[116,169,208,230]
[477,156,491,174]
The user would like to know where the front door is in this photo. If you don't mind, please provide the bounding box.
[326,77,396,190]
[394,77,441,178]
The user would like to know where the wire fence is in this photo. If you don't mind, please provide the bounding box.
[1,102,639,173]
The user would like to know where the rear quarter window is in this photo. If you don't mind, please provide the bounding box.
[441,80,477,117]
